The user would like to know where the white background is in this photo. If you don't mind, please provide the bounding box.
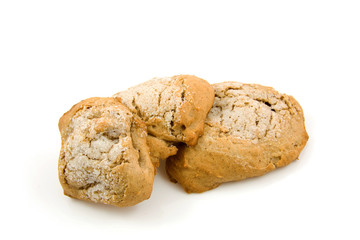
[1,0,359,239]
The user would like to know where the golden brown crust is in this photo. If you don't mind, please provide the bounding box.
[166,82,308,193]
[58,97,155,207]
[113,75,214,146]
[58,97,104,143]
[175,75,215,145]
[146,135,178,168]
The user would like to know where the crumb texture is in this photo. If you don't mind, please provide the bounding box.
[58,97,154,207]
[166,82,308,193]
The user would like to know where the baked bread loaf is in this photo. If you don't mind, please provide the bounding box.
[166,82,309,193]
[58,97,155,207]
[113,75,214,146]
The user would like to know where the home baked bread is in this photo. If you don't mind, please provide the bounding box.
[166,82,309,193]
[113,75,215,146]
[58,97,155,207]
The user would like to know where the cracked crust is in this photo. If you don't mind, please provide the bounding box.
[58,97,155,207]
[166,82,309,193]
[113,75,215,146]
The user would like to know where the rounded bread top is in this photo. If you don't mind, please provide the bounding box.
[113,75,214,145]
[206,82,306,145]
[59,97,134,143]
